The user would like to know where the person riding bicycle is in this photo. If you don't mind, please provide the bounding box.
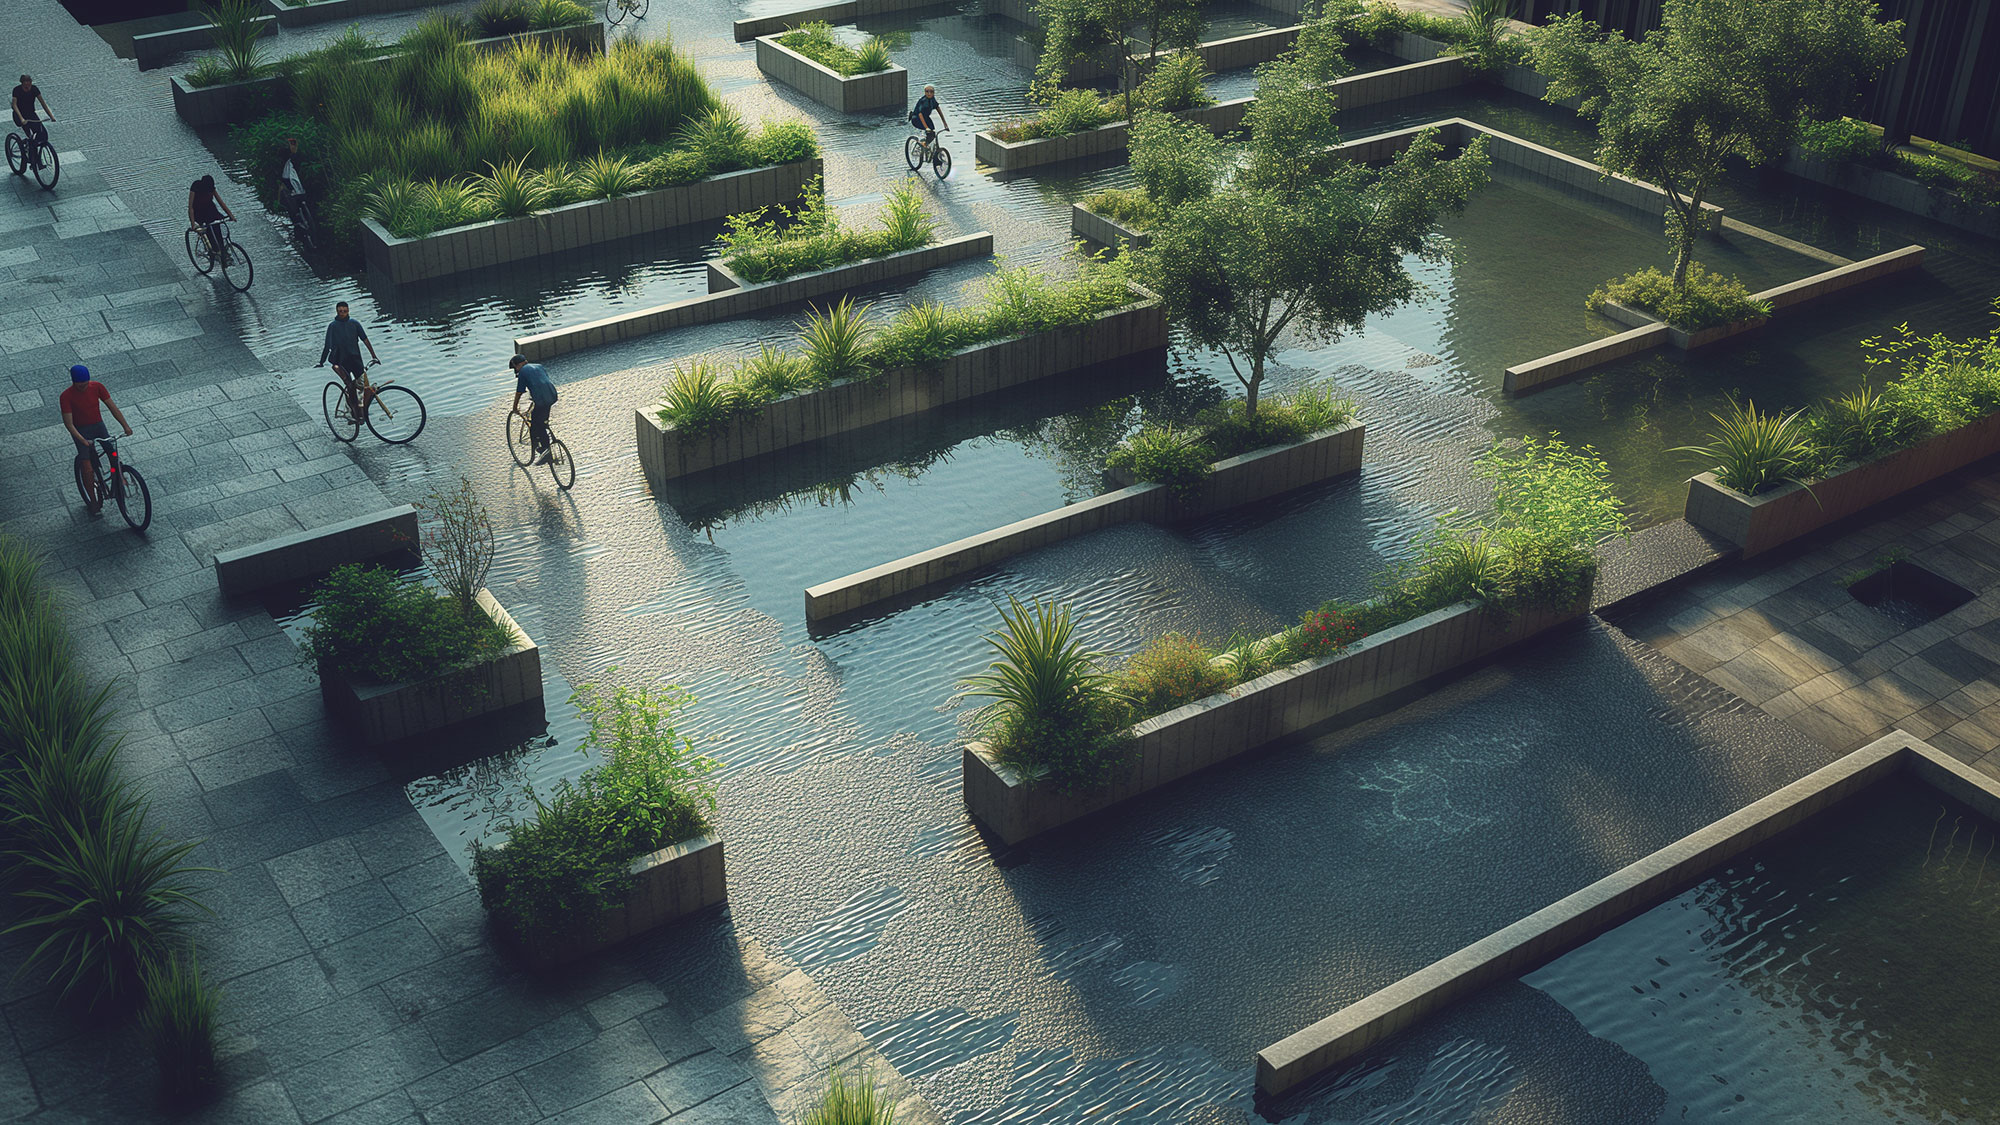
[909,84,948,144]
[59,365,132,515]
[317,301,380,416]
[188,174,237,260]
[509,354,559,465]
[11,75,52,171]
[274,136,309,223]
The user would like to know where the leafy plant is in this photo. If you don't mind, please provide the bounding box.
[1128,108,1227,212]
[473,672,718,946]
[1475,435,1628,549]
[297,564,515,683]
[1135,50,1211,112]
[198,0,268,83]
[1808,382,1897,465]
[472,0,532,37]
[1585,264,1771,331]
[958,597,1127,791]
[800,298,876,385]
[140,955,220,1105]
[658,361,739,434]
[529,0,592,29]
[414,476,496,616]
[1106,424,1212,499]
[473,155,551,218]
[991,88,1120,143]
[1113,633,1231,720]
[854,36,895,74]
[1798,116,1881,164]
[800,1069,897,1125]
[575,151,644,198]
[1082,187,1160,229]
[1672,399,1817,495]
[737,346,810,403]
[776,22,895,76]
[720,177,932,283]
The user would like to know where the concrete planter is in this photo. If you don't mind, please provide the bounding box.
[1070,202,1150,250]
[1684,410,2000,558]
[1597,300,1767,350]
[502,834,727,967]
[135,16,275,70]
[963,586,1592,845]
[733,0,942,41]
[807,422,1364,623]
[170,22,606,129]
[756,36,907,113]
[362,158,821,284]
[1783,149,2000,242]
[318,589,543,745]
[636,286,1167,484]
[518,231,994,361]
[264,0,433,25]
[213,505,417,599]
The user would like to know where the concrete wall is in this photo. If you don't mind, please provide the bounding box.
[963,588,1591,846]
[635,288,1168,484]
[1784,149,2000,242]
[135,16,275,70]
[212,504,417,598]
[363,158,821,285]
[1256,733,1994,1098]
[515,231,994,360]
[318,589,544,746]
[1501,324,1670,396]
[805,422,1364,623]
[756,36,908,113]
[733,0,945,40]
[515,834,728,967]
[1069,202,1150,249]
[264,0,434,27]
[1684,409,2000,558]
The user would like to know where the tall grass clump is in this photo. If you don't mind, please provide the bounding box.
[776,21,896,76]
[198,0,268,83]
[1672,399,1820,495]
[720,177,936,283]
[799,1069,898,1125]
[140,955,221,1105]
[958,597,1129,791]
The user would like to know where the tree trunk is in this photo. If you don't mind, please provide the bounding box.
[1245,353,1264,415]
[1668,189,1704,290]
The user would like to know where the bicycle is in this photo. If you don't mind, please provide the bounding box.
[507,407,575,491]
[904,127,951,182]
[280,187,318,252]
[604,0,648,26]
[323,361,427,445]
[185,219,253,292]
[5,121,59,190]
[73,436,151,532]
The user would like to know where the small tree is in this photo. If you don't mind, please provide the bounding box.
[416,475,495,617]
[1033,0,1206,118]
[1534,0,1904,290]
[1135,15,1489,414]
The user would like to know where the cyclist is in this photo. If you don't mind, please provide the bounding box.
[317,301,380,415]
[10,75,52,171]
[188,173,237,260]
[509,354,558,465]
[59,365,133,514]
[274,136,309,225]
[909,84,948,144]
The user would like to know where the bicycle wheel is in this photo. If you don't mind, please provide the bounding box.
[932,145,951,181]
[222,240,253,291]
[31,144,57,190]
[185,228,214,274]
[545,438,575,491]
[294,203,318,251]
[630,0,648,18]
[604,0,627,25]
[904,136,922,171]
[113,466,151,532]
[323,381,359,442]
[506,412,535,466]
[73,457,97,510]
[5,135,21,176]
[365,384,426,445]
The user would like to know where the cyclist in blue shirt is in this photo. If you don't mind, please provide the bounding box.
[510,354,559,464]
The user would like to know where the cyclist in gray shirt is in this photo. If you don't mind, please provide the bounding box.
[316,301,380,413]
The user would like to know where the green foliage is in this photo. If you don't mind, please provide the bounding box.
[575,151,645,199]
[1107,386,1356,495]
[720,177,935,283]
[800,298,878,385]
[1534,0,1905,288]
[297,564,514,683]
[473,0,533,36]
[868,300,978,371]
[1798,117,1881,164]
[1475,435,1629,549]
[1807,382,1896,465]
[800,1070,897,1125]
[1107,424,1212,498]
[657,361,740,435]
[1893,150,2000,208]
[1111,633,1232,719]
[1135,50,1211,113]
[529,0,592,29]
[958,597,1129,791]
[1128,108,1226,211]
[414,476,496,616]
[991,87,1121,143]
[140,955,220,1104]
[776,22,896,76]
[753,120,820,165]
[473,673,718,946]
[198,0,268,83]
[1081,187,1160,229]
[1671,398,1817,495]
[1585,264,1770,330]
[1863,315,2000,441]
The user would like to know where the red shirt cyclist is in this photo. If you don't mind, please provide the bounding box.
[59,365,133,513]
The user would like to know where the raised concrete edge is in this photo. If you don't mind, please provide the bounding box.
[319,587,545,745]
[755,35,908,113]
[1070,202,1151,250]
[135,15,276,69]
[516,832,728,966]
[213,504,418,598]
[1254,731,1988,1099]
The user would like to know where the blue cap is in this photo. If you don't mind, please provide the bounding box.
[69,365,90,383]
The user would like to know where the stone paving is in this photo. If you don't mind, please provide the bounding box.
[0,35,935,1125]
[1614,464,2000,771]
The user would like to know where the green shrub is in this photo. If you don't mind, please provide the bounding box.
[991,88,1119,143]
[1798,117,1880,164]
[1586,263,1772,331]
[1129,108,1227,212]
[777,21,895,76]
[800,298,877,384]
[297,564,515,683]
[1109,386,1355,495]
[868,300,977,370]
[1082,187,1161,229]
[657,361,740,434]
[140,955,220,1105]
[472,0,532,37]
[473,674,717,946]
[1893,150,2000,207]
[1807,382,1897,465]
[1136,51,1211,113]
[958,597,1128,791]
[1106,424,1212,498]
[528,0,591,31]
[198,0,268,83]
[1671,398,1817,495]
[720,177,934,283]
[1112,633,1232,720]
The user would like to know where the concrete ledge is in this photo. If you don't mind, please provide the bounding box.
[1783,148,2000,242]
[806,422,1364,623]
[135,16,275,70]
[964,587,1590,846]
[1683,409,2000,558]
[509,833,727,967]
[318,588,544,746]
[756,36,907,113]
[213,504,417,598]
[1070,202,1150,250]
[733,0,940,40]
[1255,732,1991,1100]
[636,285,1167,484]
[364,158,820,285]
[264,0,433,26]
[516,230,993,361]
[1503,323,1670,396]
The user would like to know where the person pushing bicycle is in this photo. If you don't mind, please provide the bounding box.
[275,136,309,222]
[509,355,559,465]
[909,84,948,143]
[59,365,132,514]
[317,301,379,415]
[11,75,52,171]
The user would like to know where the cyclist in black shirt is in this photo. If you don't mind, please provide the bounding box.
[10,75,52,170]
[188,174,236,260]
[910,85,948,143]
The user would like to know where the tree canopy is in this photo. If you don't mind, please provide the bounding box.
[1534,0,1905,288]
[1032,0,1206,113]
